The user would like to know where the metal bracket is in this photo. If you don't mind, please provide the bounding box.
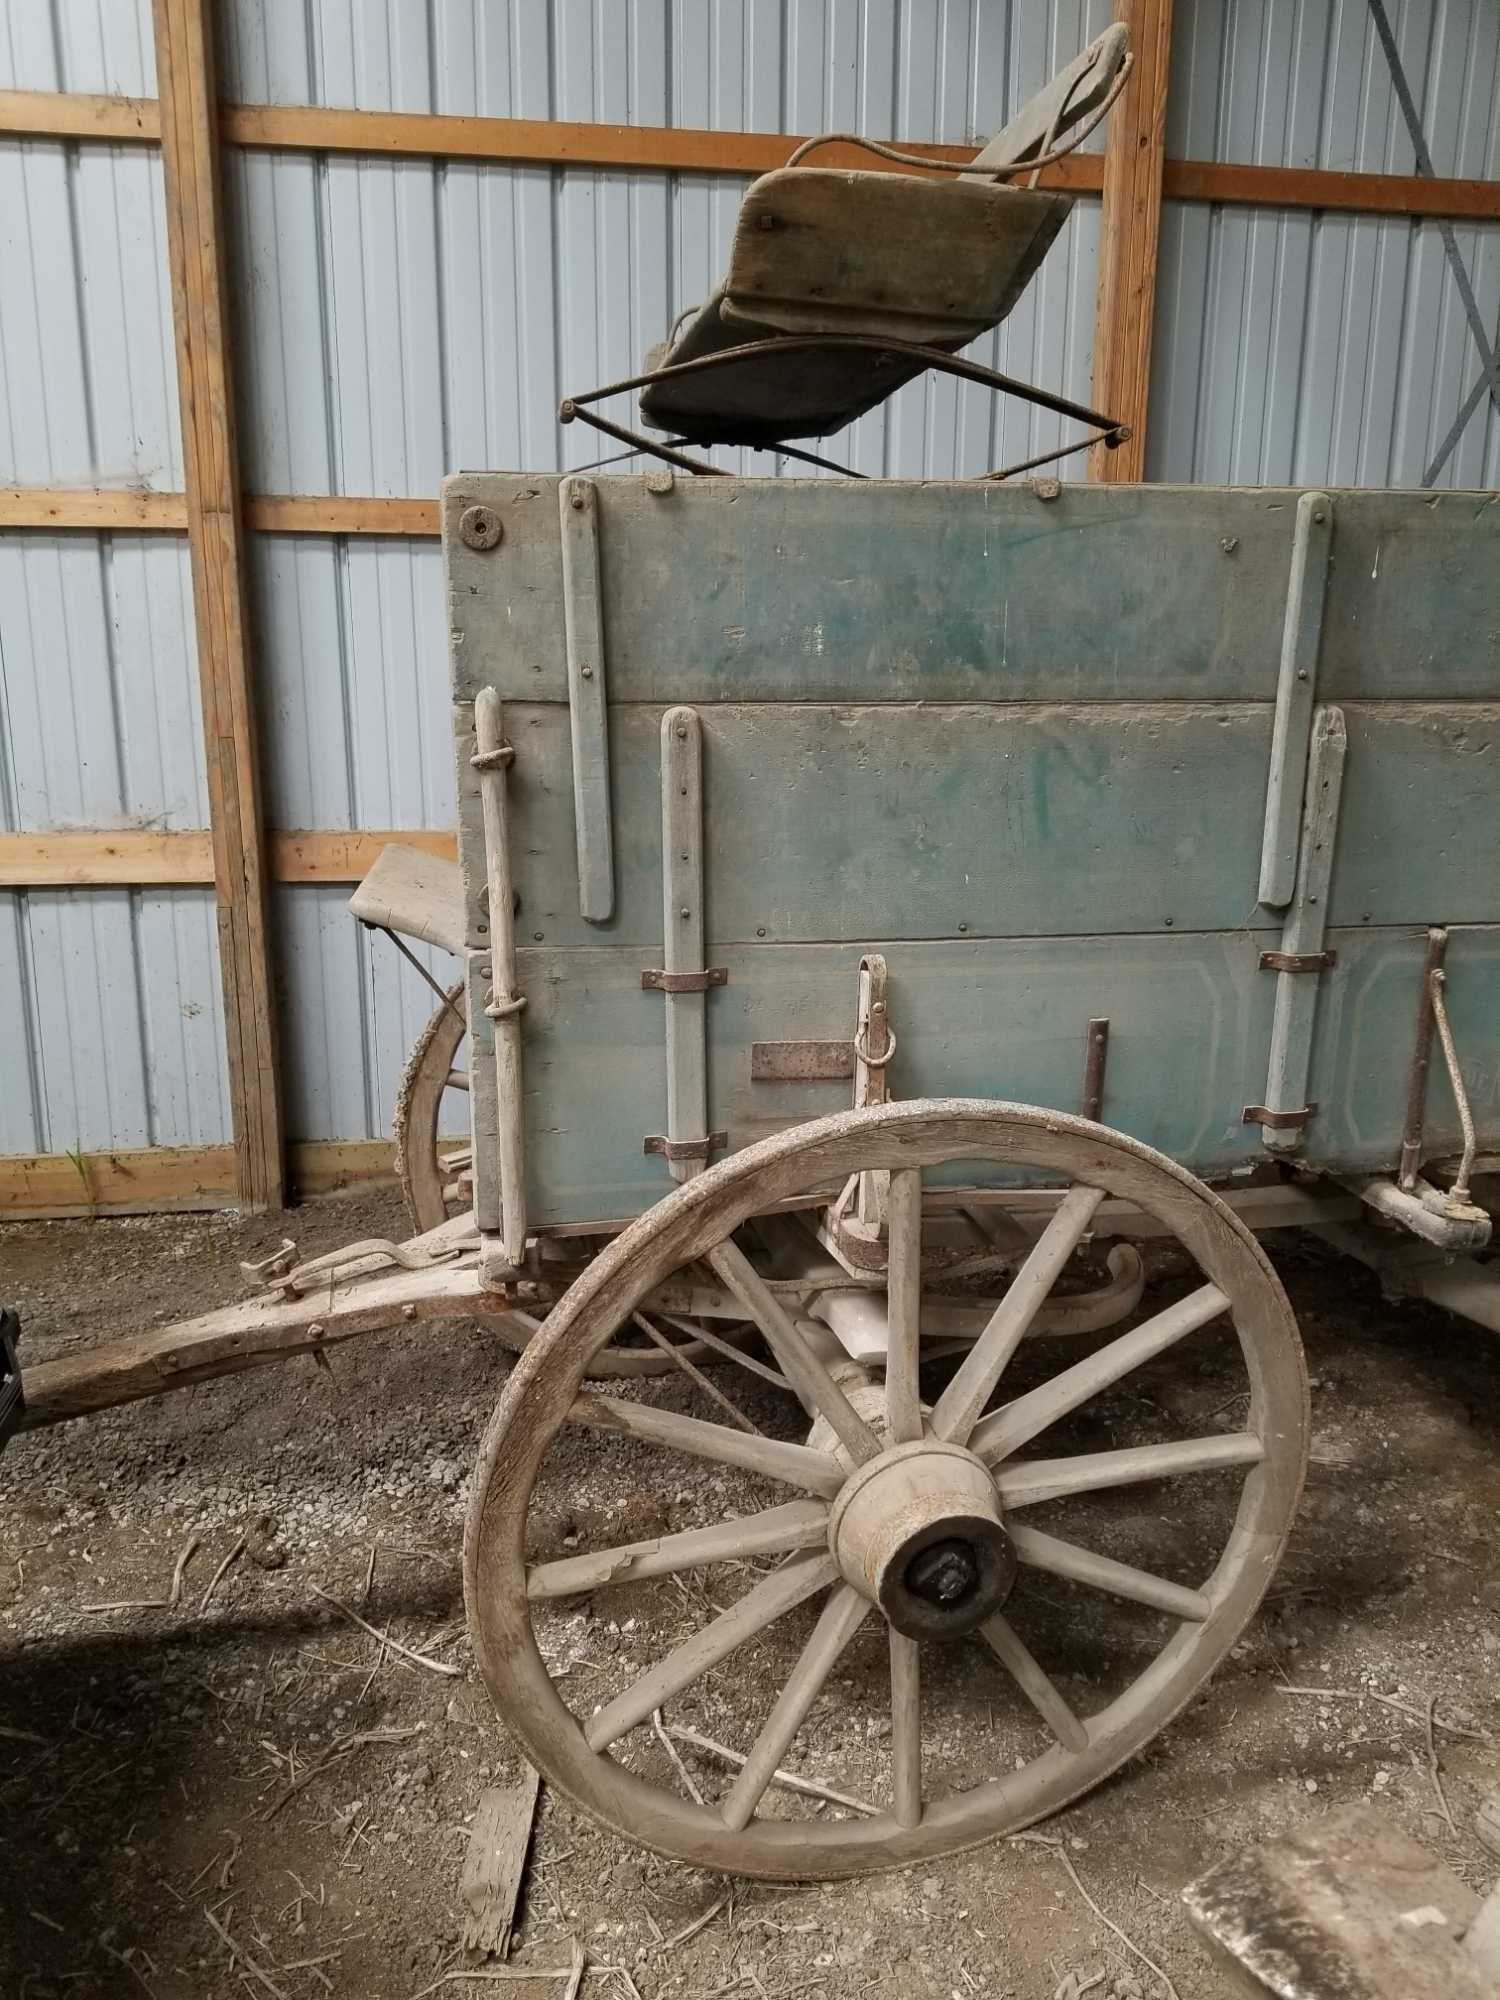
[1259,948,1338,974]
[1399,928,1449,1188]
[644,1132,727,1164]
[473,688,528,1263]
[1256,703,1346,1157]
[641,967,728,993]
[647,707,719,1183]
[558,475,615,922]
[1243,1103,1317,1132]
[1259,492,1333,910]
[1081,1017,1110,1121]
[751,1040,856,1082]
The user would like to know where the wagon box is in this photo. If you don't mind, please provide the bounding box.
[443,474,1500,1239]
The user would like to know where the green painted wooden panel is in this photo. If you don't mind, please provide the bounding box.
[445,477,1500,708]
[493,700,1500,950]
[1329,704,1500,925]
[513,925,1500,1228]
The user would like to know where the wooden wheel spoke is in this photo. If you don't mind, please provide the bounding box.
[569,1394,844,1497]
[884,1169,923,1444]
[708,1241,882,1464]
[995,1432,1265,1508]
[583,1552,837,1751]
[1009,1523,1211,1622]
[659,1315,795,1393]
[979,1613,1088,1754]
[721,1585,870,1830]
[444,1070,470,1092]
[889,1630,922,1828]
[528,1499,830,1601]
[631,1314,763,1435]
[971,1282,1230,1464]
[930,1184,1106,1443]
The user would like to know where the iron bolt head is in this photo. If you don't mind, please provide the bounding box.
[458,505,503,552]
[570,489,586,510]
[580,663,594,679]
[1220,535,1239,554]
[906,1539,978,1607]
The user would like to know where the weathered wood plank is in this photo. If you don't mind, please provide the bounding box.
[505,925,1500,1227]
[0,1141,394,1219]
[154,0,284,1209]
[489,700,1500,950]
[1090,0,1173,482]
[448,479,1500,707]
[0,829,455,888]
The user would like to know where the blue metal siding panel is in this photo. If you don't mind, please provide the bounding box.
[0,0,156,95]
[1149,204,1500,485]
[1169,0,1500,178]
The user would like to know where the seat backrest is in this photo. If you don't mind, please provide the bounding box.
[964,24,1130,178]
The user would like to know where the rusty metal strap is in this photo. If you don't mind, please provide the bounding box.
[751,1040,856,1082]
[1259,949,1338,975]
[1243,1103,1318,1132]
[641,966,728,994]
[644,1132,728,1163]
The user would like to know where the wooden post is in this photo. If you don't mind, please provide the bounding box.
[1090,0,1174,483]
[153,0,284,1208]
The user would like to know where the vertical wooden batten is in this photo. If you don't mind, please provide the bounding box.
[153,0,284,1209]
[1090,0,1174,483]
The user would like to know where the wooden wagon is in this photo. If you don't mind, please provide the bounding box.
[12,25,1500,1881]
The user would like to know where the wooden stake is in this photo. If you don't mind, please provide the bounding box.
[153,0,284,1208]
[1091,0,1174,483]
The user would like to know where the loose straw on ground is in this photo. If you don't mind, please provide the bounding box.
[664,1723,876,1816]
[310,1582,460,1677]
[85,1535,200,1614]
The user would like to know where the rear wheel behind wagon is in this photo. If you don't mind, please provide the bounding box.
[464,1099,1308,1879]
[394,982,754,1381]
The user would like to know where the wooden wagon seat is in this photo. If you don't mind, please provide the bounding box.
[639,26,1129,450]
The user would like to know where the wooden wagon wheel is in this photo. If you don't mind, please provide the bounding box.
[395,979,473,1233]
[394,981,742,1381]
[465,1099,1308,1880]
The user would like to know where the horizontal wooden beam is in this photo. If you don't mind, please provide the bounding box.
[243,492,439,536]
[0,828,455,889]
[0,1140,394,1219]
[0,486,189,531]
[0,86,159,142]
[1,489,439,536]
[4,87,1494,223]
[1160,154,1500,223]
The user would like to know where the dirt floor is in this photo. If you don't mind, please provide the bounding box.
[2,1187,1498,2000]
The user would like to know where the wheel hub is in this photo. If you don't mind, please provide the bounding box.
[828,1440,1017,1641]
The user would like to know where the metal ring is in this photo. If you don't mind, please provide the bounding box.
[485,992,528,1022]
[852,1023,896,1067]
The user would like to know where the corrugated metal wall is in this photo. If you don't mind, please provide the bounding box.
[1,0,1496,1174]
[1152,0,1500,485]
[217,0,1112,1155]
[0,0,228,1158]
